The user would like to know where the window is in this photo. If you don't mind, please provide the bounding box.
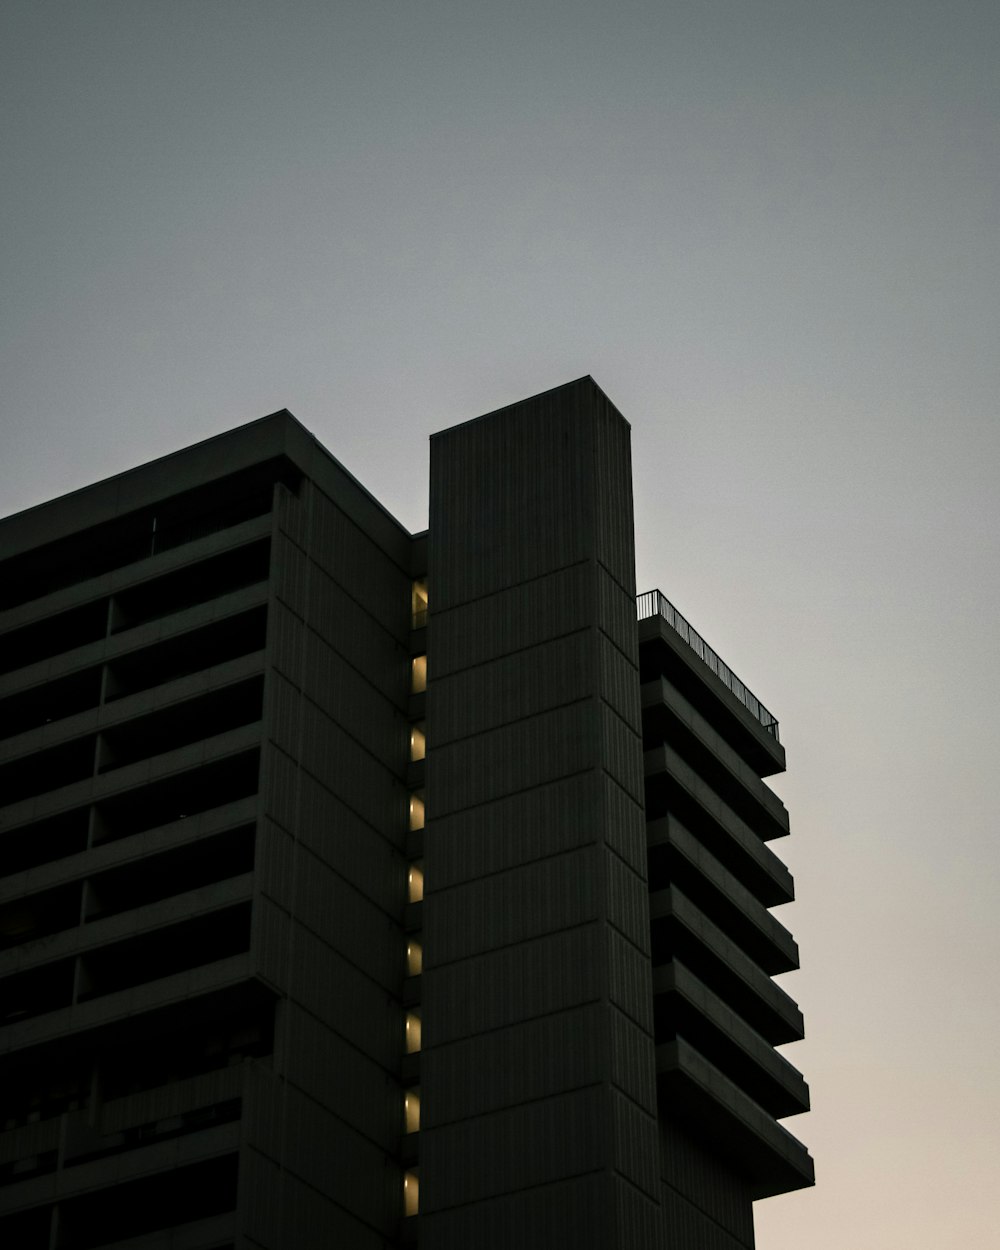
[411,579,428,629]
[403,1169,420,1216]
[407,940,423,977]
[408,791,425,832]
[404,1087,420,1134]
[408,863,424,903]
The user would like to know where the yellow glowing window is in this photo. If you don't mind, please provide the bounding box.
[411,655,427,694]
[410,722,426,761]
[403,1169,420,1216]
[407,939,423,977]
[404,1087,421,1134]
[412,579,428,629]
[405,1010,421,1053]
[409,791,425,831]
[408,862,424,903]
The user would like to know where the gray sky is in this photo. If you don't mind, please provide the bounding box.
[3,3,999,1245]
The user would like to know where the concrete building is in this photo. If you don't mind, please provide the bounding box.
[0,378,812,1249]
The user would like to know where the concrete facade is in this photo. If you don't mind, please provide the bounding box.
[0,379,812,1249]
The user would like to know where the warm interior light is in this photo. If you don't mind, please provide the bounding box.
[411,578,428,629]
[403,1169,420,1216]
[411,654,427,694]
[408,862,424,903]
[410,722,426,761]
[407,939,423,977]
[404,1087,421,1134]
[405,1010,421,1053]
[409,792,425,831]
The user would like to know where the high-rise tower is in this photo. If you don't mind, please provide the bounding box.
[0,379,811,1249]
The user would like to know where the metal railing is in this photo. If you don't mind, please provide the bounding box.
[637,589,780,741]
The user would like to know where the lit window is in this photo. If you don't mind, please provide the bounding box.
[411,655,427,694]
[410,722,426,762]
[404,1087,420,1134]
[403,1168,420,1216]
[411,579,428,629]
[408,862,424,903]
[405,1010,421,1053]
[407,939,423,977]
[409,791,425,831]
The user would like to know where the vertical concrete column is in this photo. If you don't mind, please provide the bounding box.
[422,379,664,1248]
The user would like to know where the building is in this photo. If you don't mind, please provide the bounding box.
[0,378,812,1249]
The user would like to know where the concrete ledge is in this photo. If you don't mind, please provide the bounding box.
[643,677,789,837]
[87,1211,237,1250]
[0,1120,240,1214]
[0,954,256,1058]
[650,816,797,971]
[0,653,265,767]
[0,874,253,978]
[0,723,261,834]
[0,513,272,637]
[0,796,258,903]
[658,960,809,1117]
[0,583,269,701]
[657,1037,814,1199]
[650,888,803,1044]
[638,616,786,777]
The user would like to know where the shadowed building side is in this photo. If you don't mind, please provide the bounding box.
[0,380,812,1250]
[421,378,665,1247]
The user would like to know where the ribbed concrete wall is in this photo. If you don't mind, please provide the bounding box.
[250,473,414,1247]
[422,378,664,1248]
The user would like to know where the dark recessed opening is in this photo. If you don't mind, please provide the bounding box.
[0,735,95,806]
[110,539,271,634]
[0,881,82,950]
[77,902,252,1001]
[105,607,268,701]
[0,458,294,613]
[0,957,75,1025]
[86,824,256,921]
[93,749,259,845]
[55,1152,239,1248]
[97,678,263,774]
[0,666,103,741]
[0,806,90,878]
[0,598,108,677]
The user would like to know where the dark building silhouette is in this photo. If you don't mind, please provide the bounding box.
[0,378,812,1249]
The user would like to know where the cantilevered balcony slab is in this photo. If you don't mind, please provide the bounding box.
[644,746,787,852]
[655,960,808,1118]
[0,654,265,770]
[0,1119,240,1216]
[0,723,262,837]
[657,1036,814,1199]
[0,874,253,980]
[0,954,258,1059]
[650,888,803,1044]
[0,513,272,639]
[0,796,257,904]
[647,817,797,971]
[637,610,785,778]
[642,677,789,840]
[0,583,268,703]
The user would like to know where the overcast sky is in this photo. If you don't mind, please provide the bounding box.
[3,3,999,1246]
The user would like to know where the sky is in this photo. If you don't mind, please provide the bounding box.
[2,2,999,1246]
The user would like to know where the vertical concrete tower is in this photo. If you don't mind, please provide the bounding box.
[421,378,664,1245]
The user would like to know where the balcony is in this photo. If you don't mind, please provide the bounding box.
[637,590,780,744]
[656,1036,814,1199]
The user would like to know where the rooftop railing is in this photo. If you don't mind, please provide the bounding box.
[637,589,780,741]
